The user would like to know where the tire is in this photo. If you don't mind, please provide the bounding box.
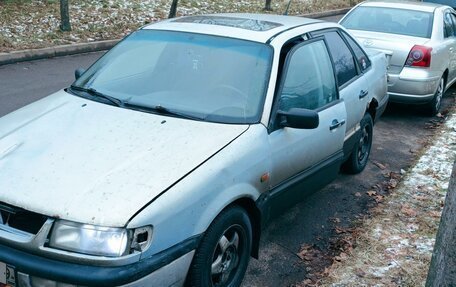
[343,113,373,174]
[186,206,252,287]
[426,77,444,116]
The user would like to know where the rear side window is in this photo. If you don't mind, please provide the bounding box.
[314,31,358,87]
[452,14,456,35]
[279,40,337,111]
[341,6,433,38]
[444,12,455,37]
[342,31,371,72]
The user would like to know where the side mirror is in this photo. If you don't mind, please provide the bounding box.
[74,68,86,80]
[277,108,319,129]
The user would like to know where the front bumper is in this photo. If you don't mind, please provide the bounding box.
[387,67,441,104]
[0,236,199,287]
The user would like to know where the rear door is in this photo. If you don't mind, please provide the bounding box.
[311,29,369,141]
[268,38,346,192]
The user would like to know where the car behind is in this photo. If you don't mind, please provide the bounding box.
[340,0,456,115]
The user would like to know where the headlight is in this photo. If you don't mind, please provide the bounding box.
[49,220,130,257]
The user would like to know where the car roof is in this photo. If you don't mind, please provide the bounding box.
[142,13,325,43]
[359,0,445,12]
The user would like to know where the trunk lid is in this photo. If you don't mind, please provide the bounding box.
[349,30,430,74]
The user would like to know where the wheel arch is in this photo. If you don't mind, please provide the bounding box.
[443,69,449,90]
[221,197,262,259]
[366,97,378,124]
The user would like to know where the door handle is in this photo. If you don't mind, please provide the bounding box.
[359,90,369,99]
[330,119,346,131]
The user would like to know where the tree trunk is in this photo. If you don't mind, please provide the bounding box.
[59,0,71,31]
[168,0,179,19]
[264,0,272,11]
[426,161,456,286]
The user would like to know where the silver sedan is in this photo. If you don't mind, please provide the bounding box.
[340,1,456,115]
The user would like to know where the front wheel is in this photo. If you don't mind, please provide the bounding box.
[426,77,445,116]
[186,206,252,287]
[343,113,373,174]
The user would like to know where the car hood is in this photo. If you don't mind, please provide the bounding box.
[0,90,248,227]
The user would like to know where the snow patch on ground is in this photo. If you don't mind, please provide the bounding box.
[324,112,456,286]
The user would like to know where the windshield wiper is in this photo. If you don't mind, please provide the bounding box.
[124,103,205,121]
[70,85,124,107]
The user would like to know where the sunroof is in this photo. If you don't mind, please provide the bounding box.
[173,16,283,31]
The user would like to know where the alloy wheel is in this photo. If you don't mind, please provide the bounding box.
[211,225,243,286]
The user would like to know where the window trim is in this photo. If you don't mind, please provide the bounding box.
[268,36,339,132]
[309,28,363,90]
[339,30,372,75]
[444,11,455,38]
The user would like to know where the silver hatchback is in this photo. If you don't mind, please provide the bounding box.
[340,1,456,115]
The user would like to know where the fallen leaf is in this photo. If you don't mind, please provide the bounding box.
[413,195,428,201]
[296,244,313,260]
[367,190,377,196]
[389,172,401,179]
[401,205,417,217]
[331,217,341,223]
[301,279,313,286]
[388,179,398,189]
[373,161,386,170]
[355,269,366,277]
[334,252,348,262]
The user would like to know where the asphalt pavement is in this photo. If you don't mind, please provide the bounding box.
[0,14,455,286]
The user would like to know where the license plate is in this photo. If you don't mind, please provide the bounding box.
[0,262,15,287]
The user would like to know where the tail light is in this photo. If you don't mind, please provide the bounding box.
[405,45,432,67]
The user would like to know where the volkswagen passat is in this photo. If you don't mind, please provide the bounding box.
[0,14,387,287]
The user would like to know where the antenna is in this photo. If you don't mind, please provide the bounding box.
[284,0,292,15]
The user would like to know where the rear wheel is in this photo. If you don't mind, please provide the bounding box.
[426,77,444,116]
[186,206,252,287]
[343,113,373,174]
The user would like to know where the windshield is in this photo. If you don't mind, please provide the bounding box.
[341,6,433,38]
[73,30,272,124]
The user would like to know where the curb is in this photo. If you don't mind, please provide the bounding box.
[0,8,349,66]
[303,7,351,19]
[0,40,118,66]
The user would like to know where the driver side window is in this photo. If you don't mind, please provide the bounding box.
[279,40,338,112]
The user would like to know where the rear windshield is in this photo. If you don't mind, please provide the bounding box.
[341,6,434,38]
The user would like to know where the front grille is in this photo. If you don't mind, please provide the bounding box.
[0,202,48,234]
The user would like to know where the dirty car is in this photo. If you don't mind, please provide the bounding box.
[0,14,387,287]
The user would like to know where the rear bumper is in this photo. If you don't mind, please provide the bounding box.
[0,236,199,287]
[387,67,440,104]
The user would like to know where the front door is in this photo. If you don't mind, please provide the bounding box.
[267,38,346,213]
